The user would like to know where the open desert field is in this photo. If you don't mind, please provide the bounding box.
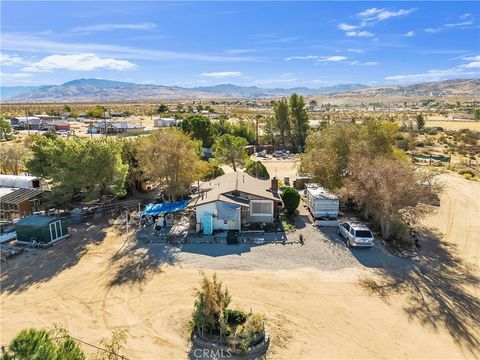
[1,174,479,359]
[426,118,480,131]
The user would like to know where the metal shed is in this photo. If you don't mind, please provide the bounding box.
[15,215,68,244]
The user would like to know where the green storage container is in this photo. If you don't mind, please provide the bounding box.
[15,215,69,244]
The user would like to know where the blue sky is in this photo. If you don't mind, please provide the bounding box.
[1,1,479,88]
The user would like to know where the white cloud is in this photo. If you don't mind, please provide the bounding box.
[358,8,415,22]
[226,49,257,54]
[285,55,319,61]
[463,55,480,61]
[346,49,365,53]
[70,22,156,33]
[444,20,474,28]
[2,33,257,63]
[0,71,33,79]
[424,19,475,34]
[200,71,243,78]
[403,31,415,37]
[460,13,471,20]
[350,61,379,66]
[338,23,358,31]
[461,61,480,69]
[346,31,374,38]
[0,53,29,66]
[23,53,137,72]
[385,67,479,83]
[318,56,347,62]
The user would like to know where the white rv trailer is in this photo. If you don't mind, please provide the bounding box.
[305,184,339,219]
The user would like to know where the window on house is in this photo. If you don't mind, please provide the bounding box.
[250,200,273,216]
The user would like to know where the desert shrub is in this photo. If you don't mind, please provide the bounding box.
[245,160,270,179]
[243,313,265,336]
[424,127,438,135]
[396,138,410,151]
[463,173,474,180]
[226,309,248,325]
[281,187,300,214]
[458,168,476,177]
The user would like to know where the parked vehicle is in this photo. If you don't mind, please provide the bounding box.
[305,184,339,219]
[337,221,375,247]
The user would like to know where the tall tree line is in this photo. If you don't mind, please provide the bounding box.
[273,93,309,150]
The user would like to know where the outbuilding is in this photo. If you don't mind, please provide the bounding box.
[15,215,68,245]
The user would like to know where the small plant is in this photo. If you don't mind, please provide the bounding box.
[191,273,266,351]
[281,187,300,215]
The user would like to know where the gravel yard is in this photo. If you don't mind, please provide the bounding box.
[138,222,408,272]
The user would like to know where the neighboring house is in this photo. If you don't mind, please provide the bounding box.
[42,120,71,131]
[11,117,41,129]
[0,187,44,221]
[189,172,282,233]
[87,121,145,134]
[34,114,62,121]
[10,117,70,131]
[0,174,46,221]
[154,117,177,128]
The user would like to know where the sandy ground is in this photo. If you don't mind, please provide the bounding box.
[425,119,480,131]
[423,174,480,273]
[1,174,479,359]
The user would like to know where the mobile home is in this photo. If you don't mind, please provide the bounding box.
[305,184,339,219]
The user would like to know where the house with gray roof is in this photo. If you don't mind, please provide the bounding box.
[189,171,282,233]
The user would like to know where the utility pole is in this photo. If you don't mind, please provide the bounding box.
[25,109,30,135]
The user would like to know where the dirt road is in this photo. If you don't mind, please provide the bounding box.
[424,174,480,272]
[1,174,479,359]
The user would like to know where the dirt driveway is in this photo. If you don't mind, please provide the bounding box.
[1,174,479,359]
[423,174,480,272]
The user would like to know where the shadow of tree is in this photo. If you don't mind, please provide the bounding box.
[360,227,480,353]
[108,229,178,287]
[1,220,108,294]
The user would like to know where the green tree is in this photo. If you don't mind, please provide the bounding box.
[0,118,12,139]
[274,98,291,147]
[472,108,480,121]
[157,104,169,113]
[344,155,440,239]
[300,120,398,190]
[2,328,84,360]
[214,115,232,136]
[416,113,425,130]
[121,138,144,193]
[0,142,29,175]
[181,114,216,148]
[27,136,128,204]
[192,273,231,339]
[214,134,248,172]
[289,93,309,150]
[86,105,106,119]
[281,187,300,215]
[138,129,203,200]
[263,116,276,147]
[308,99,318,111]
[231,120,255,144]
[245,160,270,179]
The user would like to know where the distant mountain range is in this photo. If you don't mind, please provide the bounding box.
[340,78,480,98]
[0,79,367,102]
[1,78,479,103]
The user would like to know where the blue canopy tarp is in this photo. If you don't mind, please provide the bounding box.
[141,200,189,216]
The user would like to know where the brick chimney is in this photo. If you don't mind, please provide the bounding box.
[271,177,278,193]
